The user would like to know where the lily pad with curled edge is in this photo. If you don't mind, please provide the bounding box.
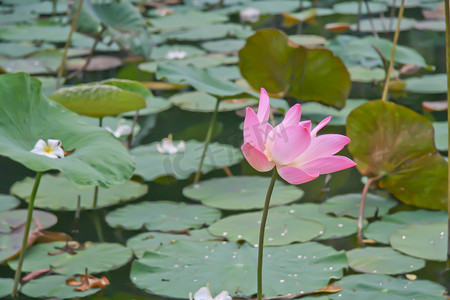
[130,240,347,298]
[0,73,135,187]
[50,79,147,118]
[208,210,324,246]
[10,175,147,211]
[106,201,221,231]
[131,140,242,181]
[329,274,447,299]
[126,229,217,258]
[347,100,447,210]
[346,247,425,275]
[404,74,447,94]
[364,209,448,244]
[183,176,303,210]
[21,275,101,298]
[0,194,20,212]
[390,222,447,261]
[319,193,397,219]
[301,99,367,126]
[433,122,448,151]
[0,278,13,298]
[8,242,133,275]
[239,29,351,109]
[272,203,362,240]
[333,1,387,15]
[121,97,172,117]
[201,39,245,53]
[351,18,417,32]
[169,91,257,113]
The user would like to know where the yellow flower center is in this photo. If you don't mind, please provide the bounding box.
[264,144,273,162]
[43,145,54,154]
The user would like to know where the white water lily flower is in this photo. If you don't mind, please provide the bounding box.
[240,7,260,23]
[189,286,232,300]
[156,135,185,154]
[30,139,64,159]
[165,49,188,60]
[105,120,133,138]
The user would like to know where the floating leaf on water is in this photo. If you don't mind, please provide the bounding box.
[404,74,447,94]
[130,240,347,298]
[183,176,303,210]
[0,194,20,212]
[239,29,351,109]
[131,140,242,181]
[346,247,425,275]
[0,278,13,298]
[333,1,387,15]
[390,222,447,261]
[351,17,417,33]
[169,91,256,112]
[330,274,446,299]
[21,275,102,298]
[8,242,133,275]
[126,229,217,258]
[301,99,368,126]
[10,174,147,211]
[272,203,362,240]
[121,96,172,117]
[201,39,245,53]
[208,210,324,246]
[320,193,397,218]
[106,201,221,231]
[148,10,228,30]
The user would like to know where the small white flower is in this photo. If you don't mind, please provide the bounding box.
[106,120,133,139]
[30,139,64,159]
[165,49,187,60]
[156,135,185,154]
[189,286,232,300]
[240,7,260,23]
[155,7,173,16]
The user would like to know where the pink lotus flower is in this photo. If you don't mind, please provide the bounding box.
[242,88,356,184]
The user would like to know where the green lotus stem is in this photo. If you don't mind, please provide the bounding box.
[12,172,43,297]
[193,99,220,185]
[357,175,382,248]
[381,0,405,102]
[257,169,277,300]
[92,210,105,243]
[444,0,450,267]
[56,0,84,89]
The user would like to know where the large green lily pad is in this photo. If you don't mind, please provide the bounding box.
[50,79,147,118]
[121,96,171,117]
[169,91,257,112]
[21,275,102,298]
[126,229,218,258]
[0,24,84,43]
[149,10,228,30]
[150,45,205,60]
[10,174,147,211]
[364,210,448,244]
[351,17,417,32]
[8,242,133,274]
[390,222,447,261]
[330,274,446,299]
[208,210,324,246]
[130,240,347,298]
[320,193,397,218]
[162,23,254,41]
[183,176,303,210]
[272,203,362,240]
[201,39,245,53]
[347,100,447,210]
[0,194,20,212]
[156,63,253,98]
[106,201,221,231]
[239,29,351,109]
[131,140,242,181]
[346,247,425,275]
[0,73,135,187]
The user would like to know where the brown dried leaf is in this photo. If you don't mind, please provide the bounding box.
[66,274,110,292]
[48,241,84,256]
[35,231,73,244]
[325,23,351,32]
[21,268,52,283]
